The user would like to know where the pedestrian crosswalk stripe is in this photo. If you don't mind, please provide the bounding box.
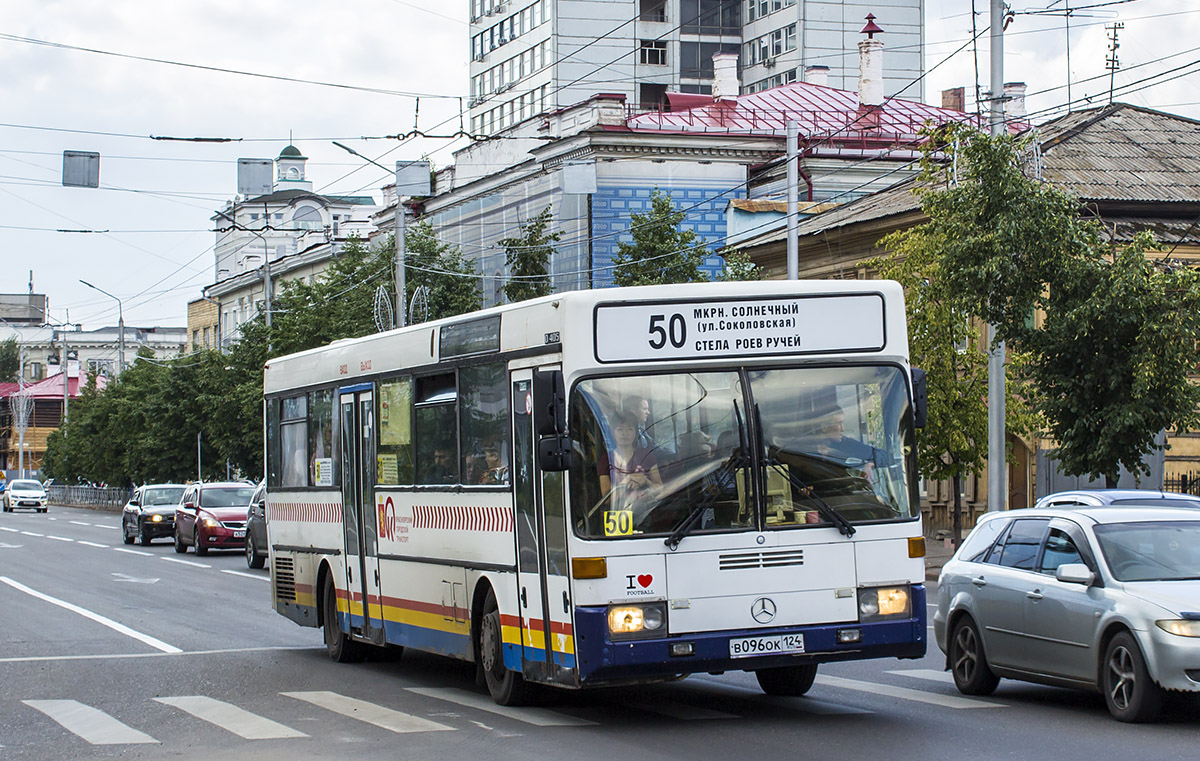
[283,690,454,733]
[687,676,871,715]
[815,675,1004,709]
[886,669,956,685]
[406,687,597,726]
[155,696,307,739]
[23,700,158,745]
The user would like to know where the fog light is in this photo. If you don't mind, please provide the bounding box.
[671,642,695,657]
[837,628,862,644]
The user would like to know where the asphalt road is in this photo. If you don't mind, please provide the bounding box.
[2,505,1198,761]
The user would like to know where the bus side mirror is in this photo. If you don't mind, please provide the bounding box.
[533,368,567,437]
[911,367,928,429]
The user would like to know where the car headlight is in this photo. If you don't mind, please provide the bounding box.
[201,517,221,528]
[151,514,163,522]
[1156,619,1200,637]
[607,603,667,640]
[858,585,912,622]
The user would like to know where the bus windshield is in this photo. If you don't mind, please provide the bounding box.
[570,366,917,540]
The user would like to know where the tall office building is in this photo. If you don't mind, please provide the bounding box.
[467,0,924,136]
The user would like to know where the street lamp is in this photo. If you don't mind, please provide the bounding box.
[79,279,125,374]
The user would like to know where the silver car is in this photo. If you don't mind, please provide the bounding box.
[934,506,1200,722]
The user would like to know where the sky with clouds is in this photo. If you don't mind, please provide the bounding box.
[0,0,1196,331]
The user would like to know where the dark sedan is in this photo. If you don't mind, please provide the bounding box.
[122,484,186,545]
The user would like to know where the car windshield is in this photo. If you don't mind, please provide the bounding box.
[10,480,43,491]
[144,487,185,506]
[1093,521,1200,581]
[200,487,255,507]
[569,366,917,540]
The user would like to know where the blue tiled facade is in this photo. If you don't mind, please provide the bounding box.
[591,184,741,288]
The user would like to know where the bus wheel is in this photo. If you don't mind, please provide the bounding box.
[479,589,533,706]
[755,664,818,696]
[323,574,364,663]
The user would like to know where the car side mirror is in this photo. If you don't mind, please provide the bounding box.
[183,501,196,511]
[1056,563,1094,585]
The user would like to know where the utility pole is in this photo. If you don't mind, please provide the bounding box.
[987,0,1007,513]
[396,203,407,328]
[786,121,799,280]
[1106,23,1124,105]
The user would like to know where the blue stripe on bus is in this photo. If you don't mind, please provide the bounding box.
[338,382,374,394]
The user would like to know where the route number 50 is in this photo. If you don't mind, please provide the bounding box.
[648,314,687,350]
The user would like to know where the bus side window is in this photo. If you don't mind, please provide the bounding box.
[415,373,459,485]
[266,398,281,488]
[308,388,336,487]
[378,377,415,485]
[280,395,308,487]
[459,363,509,486]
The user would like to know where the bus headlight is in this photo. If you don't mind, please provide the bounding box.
[858,585,911,622]
[608,603,667,640]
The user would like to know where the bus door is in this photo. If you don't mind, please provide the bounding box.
[510,367,576,685]
[339,385,385,645]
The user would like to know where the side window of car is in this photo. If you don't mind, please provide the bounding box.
[1039,528,1084,575]
[959,518,1008,563]
[996,519,1050,570]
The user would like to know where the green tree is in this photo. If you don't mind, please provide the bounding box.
[716,248,765,281]
[0,337,17,382]
[404,222,482,321]
[500,206,559,303]
[612,190,708,286]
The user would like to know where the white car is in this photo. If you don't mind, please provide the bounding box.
[3,479,48,512]
[935,506,1200,722]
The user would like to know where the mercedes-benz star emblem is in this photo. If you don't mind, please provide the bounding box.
[751,597,777,624]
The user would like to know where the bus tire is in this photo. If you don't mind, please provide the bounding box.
[755,664,818,696]
[479,589,533,706]
[323,573,364,663]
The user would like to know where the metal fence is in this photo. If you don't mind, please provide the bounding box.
[48,484,132,510]
[1163,472,1200,496]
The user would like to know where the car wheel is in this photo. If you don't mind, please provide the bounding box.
[755,664,818,696]
[950,616,1000,696]
[194,528,208,556]
[174,529,187,554]
[1103,631,1164,722]
[323,573,364,663]
[138,519,153,546]
[479,588,534,706]
[246,532,265,569]
[122,520,136,545]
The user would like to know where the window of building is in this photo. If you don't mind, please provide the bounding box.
[770,28,783,57]
[203,327,210,347]
[786,24,796,51]
[640,0,667,22]
[680,41,740,79]
[640,82,669,109]
[681,0,740,35]
[192,329,200,348]
[639,39,667,65]
[27,362,41,380]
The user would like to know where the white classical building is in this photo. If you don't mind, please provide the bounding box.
[198,146,380,348]
[467,0,923,135]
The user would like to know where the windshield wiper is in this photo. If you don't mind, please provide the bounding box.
[664,453,748,551]
[754,404,856,538]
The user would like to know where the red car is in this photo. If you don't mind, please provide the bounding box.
[174,482,256,556]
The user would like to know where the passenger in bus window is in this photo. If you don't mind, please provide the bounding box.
[811,408,882,483]
[599,410,663,511]
[430,447,456,484]
[623,395,655,450]
[478,441,509,486]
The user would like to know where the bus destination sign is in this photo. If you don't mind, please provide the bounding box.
[594,293,886,362]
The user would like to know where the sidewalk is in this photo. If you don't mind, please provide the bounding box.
[924,536,957,581]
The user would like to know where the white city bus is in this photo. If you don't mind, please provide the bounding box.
[263,280,928,705]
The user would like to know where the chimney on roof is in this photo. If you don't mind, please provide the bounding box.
[857,14,885,109]
[941,87,965,112]
[805,65,830,87]
[1004,82,1027,119]
[712,52,740,101]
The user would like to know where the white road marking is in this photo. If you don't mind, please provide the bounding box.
[78,541,109,548]
[47,536,74,542]
[69,521,93,526]
[0,542,24,549]
[406,687,596,726]
[283,691,454,733]
[221,569,269,581]
[112,573,159,584]
[815,675,1003,709]
[161,557,211,569]
[113,548,153,556]
[0,526,18,532]
[0,645,319,664]
[20,531,44,537]
[887,669,956,685]
[688,676,872,715]
[0,576,181,654]
[47,516,57,520]
[155,696,307,740]
[23,700,158,745]
[625,700,738,720]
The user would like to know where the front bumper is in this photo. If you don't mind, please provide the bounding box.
[140,517,175,538]
[575,585,927,684]
[10,498,46,507]
[199,526,247,549]
[1142,625,1200,693]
